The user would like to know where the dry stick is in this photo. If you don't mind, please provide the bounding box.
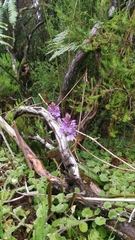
[38,93,48,106]
[4,195,25,203]
[76,195,135,203]
[0,130,14,157]
[77,130,135,171]
[48,181,52,216]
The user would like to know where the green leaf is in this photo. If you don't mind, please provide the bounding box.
[49,234,58,240]
[56,193,64,203]
[2,205,12,215]
[80,150,90,159]
[51,203,68,213]
[108,209,117,219]
[52,219,62,228]
[118,217,126,222]
[0,156,8,162]
[98,226,107,238]
[13,206,26,217]
[99,174,108,182]
[78,163,103,186]
[8,0,18,24]
[95,216,106,226]
[103,202,112,209]
[89,229,100,239]
[82,207,93,218]
[36,204,43,218]
[94,208,101,215]
[79,221,88,233]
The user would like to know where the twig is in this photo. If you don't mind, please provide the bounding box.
[4,195,24,203]
[29,134,54,150]
[76,195,135,204]
[0,130,14,157]
[24,179,29,193]
[128,208,135,223]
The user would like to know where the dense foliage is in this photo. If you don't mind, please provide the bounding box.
[1,0,135,239]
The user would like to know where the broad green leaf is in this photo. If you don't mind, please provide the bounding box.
[88,229,100,240]
[108,209,117,219]
[79,221,88,233]
[51,203,68,213]
[99,174,108,182]
[118,217,126,222]
[0,156,8,162]
[95,216,106,226]
[36,204,44,218]
[98,226,107,238]
[78,163,103,186]
[82,207,93,218]
[94,208,101,215]
[56,193,64,202]
[103,202,112,209]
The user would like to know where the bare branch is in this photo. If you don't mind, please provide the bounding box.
[14,105,85,192]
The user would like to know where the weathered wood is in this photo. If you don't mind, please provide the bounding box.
[61,50,88,97]
[14,105,85,192]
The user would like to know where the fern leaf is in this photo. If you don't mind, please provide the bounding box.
[0,39,12,47]
[2,0,17,24]
[49,43,80,61]
[8,0,18,24]
[47,30,80,61]
[0,2,4,22]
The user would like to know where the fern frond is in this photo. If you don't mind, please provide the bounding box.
[52,30,69,44]
[0,33,13,39]
[0,22,7,30]
[8,0,17,24]
[2,0,17,24]
[0,39,12,47]
[0,2,4,22]
[0,22,13,47]
[47,30,80,61]
[0,21,7,35]
[49,43,80,61]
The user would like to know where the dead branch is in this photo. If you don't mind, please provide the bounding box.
[14,105,85,192]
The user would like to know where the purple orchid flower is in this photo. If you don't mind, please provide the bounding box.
[59,113,77,141]
[47,102,61,119]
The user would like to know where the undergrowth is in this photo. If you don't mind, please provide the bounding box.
[1,121,135,240]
